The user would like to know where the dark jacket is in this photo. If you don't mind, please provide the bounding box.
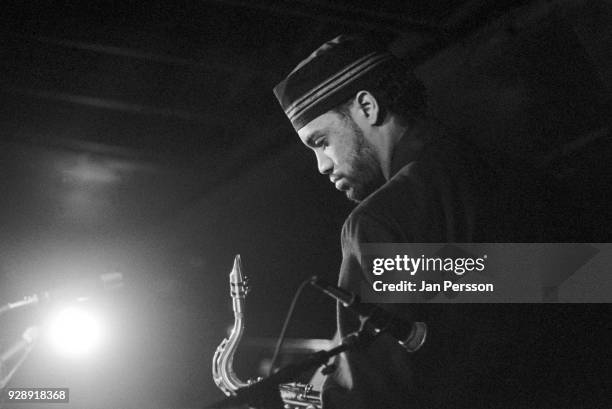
[321,132,608,409]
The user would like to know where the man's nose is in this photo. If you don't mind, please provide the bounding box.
[315,150,333,175]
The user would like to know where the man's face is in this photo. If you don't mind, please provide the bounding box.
[298,110,385,202]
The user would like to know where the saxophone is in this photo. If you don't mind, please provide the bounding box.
[212,255,321,409]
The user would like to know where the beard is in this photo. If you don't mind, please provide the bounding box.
[340,118,385,203]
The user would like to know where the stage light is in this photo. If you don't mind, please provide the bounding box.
[46,306,103,357]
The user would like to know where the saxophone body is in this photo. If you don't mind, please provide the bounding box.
[212,255,321,409]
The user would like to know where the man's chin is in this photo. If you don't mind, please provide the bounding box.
[344,182,382,203]
[345,192,360,203]
[345,187,365,203]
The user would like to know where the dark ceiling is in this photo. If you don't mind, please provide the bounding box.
[0,1,610,409]
[1,0,536,166]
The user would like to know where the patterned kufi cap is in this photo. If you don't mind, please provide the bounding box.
[273,35,399,131]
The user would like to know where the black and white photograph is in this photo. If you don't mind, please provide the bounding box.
[0,1,610,409]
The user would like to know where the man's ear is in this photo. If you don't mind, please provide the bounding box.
[355,90,382,126]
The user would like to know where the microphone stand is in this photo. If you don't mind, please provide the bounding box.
[206,330,378,409]
[0,327,38,409]
[0,345,33,390]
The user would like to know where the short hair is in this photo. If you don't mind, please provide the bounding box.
[333,65,427,125]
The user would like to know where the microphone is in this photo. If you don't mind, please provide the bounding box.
[309,277,427,352]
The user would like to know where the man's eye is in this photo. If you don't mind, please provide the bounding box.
[314,138,327,148]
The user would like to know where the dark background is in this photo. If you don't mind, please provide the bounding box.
[0,1,610,408]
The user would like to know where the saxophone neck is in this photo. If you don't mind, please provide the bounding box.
[212,255,250,395]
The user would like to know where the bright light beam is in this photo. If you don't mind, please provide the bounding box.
[46,307,103,357]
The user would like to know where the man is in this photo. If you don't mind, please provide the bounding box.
[273,35,604,409]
